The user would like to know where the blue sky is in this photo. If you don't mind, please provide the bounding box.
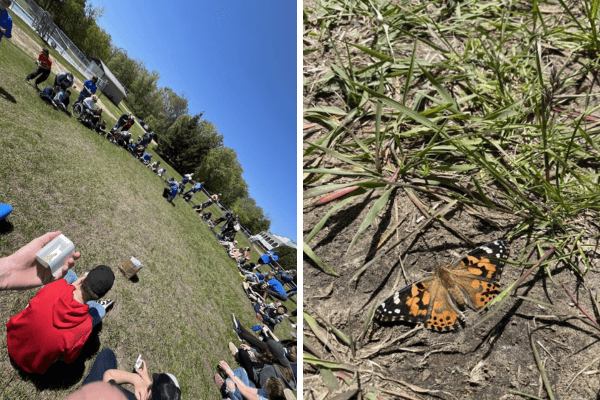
[89,0,297,242]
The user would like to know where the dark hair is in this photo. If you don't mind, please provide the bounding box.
[257,351,294,383]
[265,377,285,400]
[66,90,71,95]
[80,278,100,303]
[41,48,49,57]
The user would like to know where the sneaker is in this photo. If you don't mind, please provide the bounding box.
[97,299,114,311]
[228,342,238,357]
[232,313,240,330]
[242,282,250,291]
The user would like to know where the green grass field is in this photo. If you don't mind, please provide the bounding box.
[0,24,296,399]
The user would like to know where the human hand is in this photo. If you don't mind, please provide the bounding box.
[135,360,151,386]
[133,374,150,400]
[0,231,80,290]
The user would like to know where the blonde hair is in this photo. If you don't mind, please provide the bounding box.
[91,95,98,103]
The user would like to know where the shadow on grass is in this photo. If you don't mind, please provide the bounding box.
[0,219,14,237]
[0,86,17,103]
[9,323,103,391]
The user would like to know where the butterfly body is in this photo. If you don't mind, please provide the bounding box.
[375,240,508,332]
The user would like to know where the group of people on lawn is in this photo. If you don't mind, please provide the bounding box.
[24,45,140,141]
[203,211,298,399]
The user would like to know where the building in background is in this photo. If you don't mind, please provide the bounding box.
[250,231,297,251]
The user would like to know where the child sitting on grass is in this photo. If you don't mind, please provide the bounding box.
[39,85,60,108]
[6,265,115,374]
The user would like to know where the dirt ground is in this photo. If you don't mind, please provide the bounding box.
[302,1,600,399]
[9,24,117,120]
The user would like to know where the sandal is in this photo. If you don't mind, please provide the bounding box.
[214,374,225,390]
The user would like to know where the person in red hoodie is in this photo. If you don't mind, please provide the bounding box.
[6,265,115,374]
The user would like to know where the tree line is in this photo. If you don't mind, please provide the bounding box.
[35,0,271,234]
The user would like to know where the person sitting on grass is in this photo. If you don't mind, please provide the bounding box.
[54,89,71,114]
[220,239,238,251]
[94,120,107,135]
[114,112,135,132]
[216,360,287,400]
[26,48,52,90]
[39,85,61,108]
[201,211,212,222]
[255,251,278,269]
[193,193,220,212]
[256,273,288,302]
[220,337,296,390]
[229,246,250,261]
[182,181,204,202]
[157,167,167,177]
[141,152,152,165]
[147,160,161,172]
[80,348,181,400]
[162,180,179,203]
[243,281,269,303]
[251,299,287,333]
[7,265,115,374]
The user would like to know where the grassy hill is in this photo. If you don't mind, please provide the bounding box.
[0,24,296,399]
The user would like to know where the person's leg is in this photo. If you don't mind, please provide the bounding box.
[267,289,288,302]
[286,288,297,297]
[27,67,42,81]
[36,69,50,85]
[237,349,258,385]
[81,348,117,385]
[87,301,106,327]
[224,378,243,400]
[233,367,255,388]
[237,324,268,352]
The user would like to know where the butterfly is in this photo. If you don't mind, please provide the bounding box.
[375,240,508,332]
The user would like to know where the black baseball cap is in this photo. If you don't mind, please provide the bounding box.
[152,373,181,400]
[87,265,114,298]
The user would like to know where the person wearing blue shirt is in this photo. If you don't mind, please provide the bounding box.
[182,181,204,202]
[257,251,278,267]
[257,274,288,302]
[161,181,179,203]
[39,86,60,108]
[53,89,71,113]
[74,76,98,106]
[0,0,13,44]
